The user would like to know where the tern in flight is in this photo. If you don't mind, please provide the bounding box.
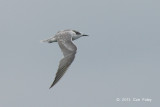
[41,29,88,89]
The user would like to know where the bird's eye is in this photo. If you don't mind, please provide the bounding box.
[73,30,81,35]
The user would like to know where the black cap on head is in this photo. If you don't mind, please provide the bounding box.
[72,30,81,35]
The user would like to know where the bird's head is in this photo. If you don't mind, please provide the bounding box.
[71,30,88,40]
[57,29,88,40]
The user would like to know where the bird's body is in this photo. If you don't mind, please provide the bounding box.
[41,29,88,89]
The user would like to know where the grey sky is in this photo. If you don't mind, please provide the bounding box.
[0,0,160,107]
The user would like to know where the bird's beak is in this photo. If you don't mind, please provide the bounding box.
[82,34,89,36]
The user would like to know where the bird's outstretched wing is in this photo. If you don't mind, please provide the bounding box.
[50,33,77,88]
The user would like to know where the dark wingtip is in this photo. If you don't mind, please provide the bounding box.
[49,80,58,89]
[49,86,52,89]
[49,83,55,89]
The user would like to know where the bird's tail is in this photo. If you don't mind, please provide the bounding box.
[40,37,57,43]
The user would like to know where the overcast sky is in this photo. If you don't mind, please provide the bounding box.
[0,0,160,107]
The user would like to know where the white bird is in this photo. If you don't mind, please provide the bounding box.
[41,29,88,89]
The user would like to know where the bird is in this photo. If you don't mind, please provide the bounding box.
[41,29,88,89]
